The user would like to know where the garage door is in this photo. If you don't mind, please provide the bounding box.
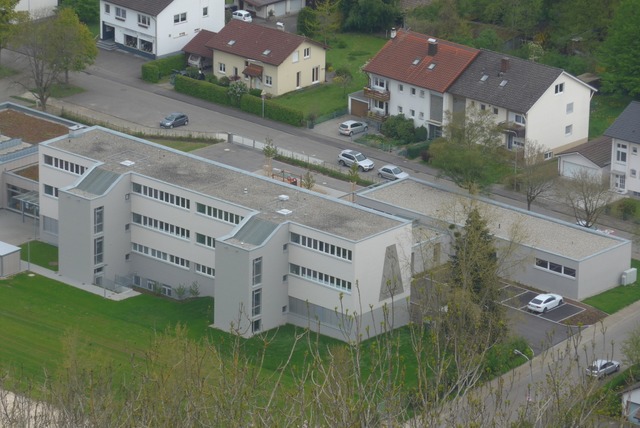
[350,99,368,117]
[562,161,598,178]
[288,0,302,13]
[274,2,286,16]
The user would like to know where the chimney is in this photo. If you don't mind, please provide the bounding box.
[390,27,397,39]
[501,57,510,73]
[428,38,438,56]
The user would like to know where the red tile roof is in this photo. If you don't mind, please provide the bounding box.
[183,30,217,58]
[363,29,479,93]
[205,20,324,66]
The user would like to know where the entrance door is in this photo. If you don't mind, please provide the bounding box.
[102,23,114,40]
[296,71,300,88]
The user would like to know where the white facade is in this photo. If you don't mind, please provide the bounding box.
[16,0,56,16]
[39,126,412,341]
[610,138,638,194]
[100,0,224,58]
[557,153,605,180]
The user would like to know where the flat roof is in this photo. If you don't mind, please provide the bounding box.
[361,179,627,260]
[46,127,406,242]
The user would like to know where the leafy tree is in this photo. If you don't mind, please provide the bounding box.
[561,168,613,228]
[313,0,341,45]
[53,8,98,84]
[380,114,416,143]
[342,0,399,33]
[428,108,508,193]
[0,0,21,66]
[58,0,99,24]
[296,6,318,37]
[333,65,352,94]
[598,0,640,95]
[548,0,617,54]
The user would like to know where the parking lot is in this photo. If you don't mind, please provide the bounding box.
[500,283,585,322]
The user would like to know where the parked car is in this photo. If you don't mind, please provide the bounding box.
[527,293,563,313]
[586,359,620,378]
[338,149,375,171]
[232,10,252,22]
[339,120,368,136]
[378,164,409,180]
[160,113,189,128]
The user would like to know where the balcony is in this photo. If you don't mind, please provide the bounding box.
[499,121,526,138]
[367,110,388,122]
[364,87,390,102]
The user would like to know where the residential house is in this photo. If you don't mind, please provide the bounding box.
[241,0,305,20]
[556,135,612,182]
[605,101,640,195]
[204,20,326,96]
[623,383,640,425]
[99,0,224,58]
[356,28,479,139]
[449,50,596,156]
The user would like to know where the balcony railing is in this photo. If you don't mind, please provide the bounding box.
[364,87,390,102]
[367,110,388,122]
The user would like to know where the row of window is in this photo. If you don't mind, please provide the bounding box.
[196,232,215,248]
[290,232,352,261]
[195,263,215,278]
[105,4,203,24]
[196,202,243,225]
[535,258,576,278]
[132,182,190,209]
[43,155,86,176]
[132,242,190,269]
[289,263,352,292]
[132,212,190,239]
[43,184,59,198]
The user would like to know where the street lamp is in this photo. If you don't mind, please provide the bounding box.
[514,349,534,402]
[261,90,266,118]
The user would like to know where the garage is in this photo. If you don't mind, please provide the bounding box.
[556,136,611,181]
[561,160,599,179]
[350,98,369,118]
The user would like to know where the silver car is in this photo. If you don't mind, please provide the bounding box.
[160,112,189,128]
[378,164,409,180]
[339,120,368,136]
[338,149,374,171]
[586,359,620,378]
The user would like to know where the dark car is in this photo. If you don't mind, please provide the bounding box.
[160,113,189,128]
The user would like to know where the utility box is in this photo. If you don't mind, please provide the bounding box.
[621,268,638,286]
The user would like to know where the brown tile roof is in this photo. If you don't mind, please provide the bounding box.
[205,20,324,66]
[363,29,479,93]
[107,0,173,16]
[557,135,612,168]
[183,30,216,58]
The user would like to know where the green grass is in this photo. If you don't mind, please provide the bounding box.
[270,33,387,116]
[49,83,85,98]
[0,65,18,78]
[19,241,59,270]
[589,93,636,138]
[148,138,213,152]
[583,259,640,314]
[605,197,640,222]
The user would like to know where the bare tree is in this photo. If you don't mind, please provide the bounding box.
[516,140,557,210]
[561,168,613,228]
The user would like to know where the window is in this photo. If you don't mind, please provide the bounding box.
[162,285,172,297]
[252,319,261,333]
[566,102,574,114]
[94,207,104,234]
[218,63,226,73]
[147,280,155,291]
[312,66,319,83]
[544,151,553,160]
[174,12,187,23]
[196,233,215,248]
[398,84,404,92]
[372,77,386,89]
[373,100,385,110]
[202,6,208,16]
[410,109,415,118]
[555,83,564,94]
[252,289,262,316]
[398,106,403,114]
[419,90,425,98]
[493,107,498,115]
[252,257,262,285]
[115,7,126,19]
[419,112,424,120]
[480,104,486,110]
[265,75,272,86]
[632,169,637,178]
[195,263,215,277]
[303,47,310,58]
[515,114,525,125]
[565,124,573,135]
[94,237,104,265]
[138,14,150,26]
[292,50,299,63]
[535,258,576,278]
[43,216,58,235]
[633,147,638,155]
[104,4,110,13]
[44,184,58,197]
[617,143,628,162]
[410,87,416,96]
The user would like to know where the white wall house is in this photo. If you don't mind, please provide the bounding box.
[358,30,479,139]
[100,0,224,58]
[38,125,413,341]
[448,50,595,157]
[605,101,640,195]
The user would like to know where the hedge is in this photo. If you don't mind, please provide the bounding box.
[174,75,304,127]
[141,54,186,83]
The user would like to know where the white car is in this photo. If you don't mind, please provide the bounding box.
[232,10,252,22]
[527,293,563,313]
[378,164,409,180]
[586,359,620,378]
[338,149,374,171]
[339,120,368,136]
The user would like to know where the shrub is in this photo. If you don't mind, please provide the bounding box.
[228,81,248,106]
[297,7,317,37]
[207,74,218,84]
[141,63,160,83]
[415,126,428,142]
[218,76,231,87]
[249,88,263,97]
[141,54,186,82]
[618,198,638,220]
[174,75,230,106]
[406,142,431,160]
[381,114,417,143]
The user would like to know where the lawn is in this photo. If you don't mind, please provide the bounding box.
[19,240,59,270]
[583,259,640,314]
[270,33,387,117]
[589,93,635,138]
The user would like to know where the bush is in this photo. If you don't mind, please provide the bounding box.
[249,88,263,97]
[207,74,218,84]
[405,142,431,160]
[381,114,417,143]
[141,63,161,83]
[174,75,231,106]
[141,54,186,83]
[297,7,317,37]
[218,76,231,87]
[618,198,638,220]
[415,126,428,142]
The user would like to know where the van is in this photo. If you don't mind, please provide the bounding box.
[232,10,252,22]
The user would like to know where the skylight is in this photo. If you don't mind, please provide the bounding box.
[263,49,271,55]
[428,63,436,70]
[480,74,489,82]
[227,40,236,46]
[500,80,508,87]
[412,57,420,65]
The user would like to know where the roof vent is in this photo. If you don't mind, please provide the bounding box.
[120,160,135,167]
[390,27,397,39]
[276,208,292,216]
[427,38,438,56]
[278,194,290,201]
